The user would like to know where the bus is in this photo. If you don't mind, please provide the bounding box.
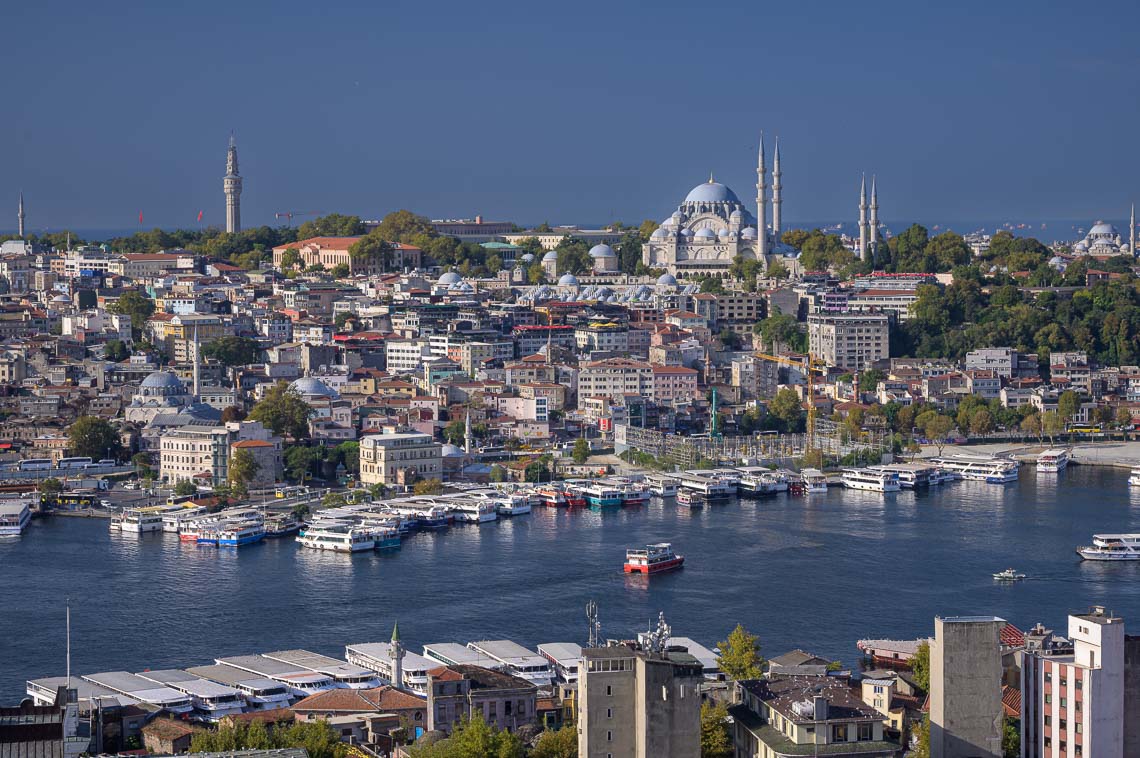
[57,457,93,470]
[167,493,198,506]
[275,486,307,499]
[54,493,100,509]
[18,459,53,472]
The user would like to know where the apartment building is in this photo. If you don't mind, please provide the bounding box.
[965,348,1040,380]
[578,645,702,758]
[807,313,889,371]
[1049,352,1092,396]
[1021,607,1125,758]
[358,431,442,487]
[159,421,279,486]
[930,615,1005,758]
[578,358,653,401]
[425,665,538,735]
[385,339,432,374]
[650,365,699,404]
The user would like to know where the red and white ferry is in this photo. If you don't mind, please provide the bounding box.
[623,543,685,575]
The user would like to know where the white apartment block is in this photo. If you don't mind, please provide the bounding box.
[359,432,442,487]
[808,313,889,371]
[386,339,432,374]
[577,358,653,401]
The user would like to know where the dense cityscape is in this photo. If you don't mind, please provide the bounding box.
[5,4,1140,758]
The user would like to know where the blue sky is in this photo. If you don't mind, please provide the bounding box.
[3,0,1139,231]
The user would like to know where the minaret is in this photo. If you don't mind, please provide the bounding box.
[192,323,201,399]
[464,410,473,455]
[858,174,869,261]
[388,620,405,690]
[17,193,25,238]
[755,133,768,258]
[869,175,879,261]
[224,135,242,234]
[771,138,782,237]
[1131,203,1136,257]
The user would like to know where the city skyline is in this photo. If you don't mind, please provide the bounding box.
[3,1,1139,230]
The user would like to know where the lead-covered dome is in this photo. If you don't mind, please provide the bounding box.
[684,180,741,204]
[438,271,462,285]
[558,273,579,287]
[589,244,617,259]
[290,376,339,399]
[141,371,184,390]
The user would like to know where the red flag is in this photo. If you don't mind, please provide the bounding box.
[197,210,204,222]
[138,211,144,224]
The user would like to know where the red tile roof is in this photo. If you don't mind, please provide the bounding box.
[1002,685,1021,718]
[1000,623,1026,648]
[292,686,425,713]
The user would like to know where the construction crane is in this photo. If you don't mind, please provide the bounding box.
[274,211,322,225]
[753,352,827,452]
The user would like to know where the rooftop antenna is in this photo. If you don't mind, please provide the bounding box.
[586,600,600,649]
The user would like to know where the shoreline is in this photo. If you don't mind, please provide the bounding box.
[919,440,1140,469]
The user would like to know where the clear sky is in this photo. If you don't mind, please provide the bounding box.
[4,0,1139,232]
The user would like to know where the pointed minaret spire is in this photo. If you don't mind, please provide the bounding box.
[464,410,473,455]
[858,174,869,262]
[17,192,25,238]
[771,138,783,237]
[224,134,243,234]
[755,132,768,258]
[389,619,406,690]
[869,175,880,261]
[1131,203,1136,258]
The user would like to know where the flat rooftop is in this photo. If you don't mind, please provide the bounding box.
[136,670,241,698]
[183,664,285,693]
[345,643,436,673]
[423,643,499,668]
[81,672,190,705]
[537,643,582,665]
[261,650,374,679]
[467,640,549,668]
[27,677,138,707]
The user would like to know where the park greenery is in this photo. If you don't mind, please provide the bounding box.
[407,713,524,758]
[189,719,347,758]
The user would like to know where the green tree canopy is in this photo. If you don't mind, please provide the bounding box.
[190,718,347,758]
[408,714,523,758]
[555,237,592,275]
[68,416,123,460]
[767,388,805,434]
[249,382,314,440]
[572,437,590,464]
[174,480,198,497]
[348,231,395,271]
[108,290,155,337]
[103,339,129,362]
[700,701,733,758]
[296,213,365,239]
[716,624,766,680]
[227,448,262,497]
[201,336,261,366]
[530,725,576,758]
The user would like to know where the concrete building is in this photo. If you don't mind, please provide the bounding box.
[1021,607,1125,758]
[425,665,538,735]
[807,313,890,371]
[930,615,1005,758]
[577,641,703,758]
[650,365,699,404]
[358,431,442,487]
[159,421,279,486]
[578,358,653,401]
[965,348,1039,380]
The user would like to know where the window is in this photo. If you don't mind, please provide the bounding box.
[1044,672,1052,683]
[1060,742,1067,753]
[1075,746,1082,756]
[1075,679,1083,690]
[1044,716,1051,727]
[1060,678,1067,687]
[858,723,873,741]
[1045,737,1051,748]
[1061,698,1067,708]
[1045,694,1052,704]
[606,685,612,696]
[832,724,848,741]
[607,731,612,742]
[607,708,612,718]
[1060,719,1067,730]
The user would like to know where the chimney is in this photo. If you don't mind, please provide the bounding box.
[813,696,829,721]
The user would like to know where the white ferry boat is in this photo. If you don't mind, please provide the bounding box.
[1128,467,1140,487]
[0,500,31,538]
[737,470,790,497]
[298,525,377,552]
[1036,449,1070,473]
[449,500,498,523]
[841,467,901,493]
[800,469,829,494]
[676,490,705,508]
[162,506,207,533]
[217,522,265,547]
[623,543,684,575]
[495,494,532,516]
[676,475,734,502]
[1077,534,1140,561]
[120,507,167,533]
[929,455,1019,484]
[644,474,678,498]
[578,482,624,508]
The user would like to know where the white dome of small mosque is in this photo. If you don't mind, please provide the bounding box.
[521,253,535,263]
[717,228,733,240]
[441,443,465,457]
[589,244,617,259]
[542,250,558,262]
[740,226,759,239]
[558,273,579,287]
[656,273,678,286]
[671,211,685,225]
[694,228,717,240]
[1089,221,1118,237]
[684,179,742,204]
[438,271,462,285]
[650,226,667,239]
[290,376,339,399]
[51,293,71,304]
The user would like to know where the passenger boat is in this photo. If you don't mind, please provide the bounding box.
[676,475,734,502]
[162,506,207,533]
[298,525,376,552]
[495,494,532,516]
[1036,449,1070,473]
[800,469,829,494]
[644,474,678,498]
[450,500,498,523]
[372,526,401,550]
[120,508,166,533]
[738,471,789,497]
[623,543,684,574]
[1076,534,1140,561]
[993,568,1026,581]
[264,513,302,537]
[1128,467,1140,487]
[841,467,901,493]
[578,483,623,509]
[0,501,30,538]
[929,455,1019,484]
[534,487,569,507]
[217,522,265,547]
[676,490,705,509]
[620,482,651,507]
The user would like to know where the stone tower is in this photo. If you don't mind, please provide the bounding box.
[224,135,242,234]
[17,192,25,238]
[869,176,879,261]
[858,174,869,261]
[755,133,768,258]
[771,138,782,237]
[389,620,405,690]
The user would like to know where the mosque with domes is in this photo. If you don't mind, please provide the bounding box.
[642,135,800,277]
[1070,209,1136,258]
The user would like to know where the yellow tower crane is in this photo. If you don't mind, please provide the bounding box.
[753,352,828,453]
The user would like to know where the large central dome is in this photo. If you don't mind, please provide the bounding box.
[684,180,741,204]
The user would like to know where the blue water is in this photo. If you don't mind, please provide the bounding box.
[4,465,1140,700]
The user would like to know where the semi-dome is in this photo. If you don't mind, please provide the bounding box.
[671,211,685,224]
[589,244,617,259]
[558,273,579,287]
[656,273,678,286]
[694,228,717,240]
[441,443,465,457]
[680,228,694,237]
[438,271,462,285]
[740,227,759,239]
[684,180,741,205]
[717,228,732,239]
[141,371,184,390]
[290,376,338,399]
[729,210,743,223]
[542,251,558,262]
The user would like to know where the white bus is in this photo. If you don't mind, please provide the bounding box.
[18,459,53,471]
[57,457,93,470]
